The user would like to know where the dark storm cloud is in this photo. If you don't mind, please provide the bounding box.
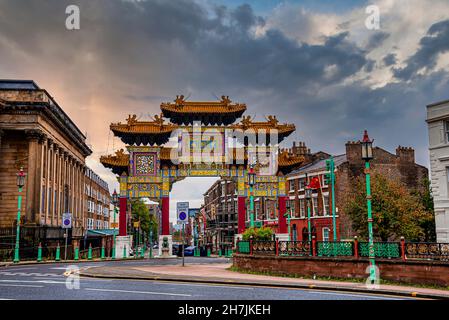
[0,0,447,169]
[394,19,449,80]
[365,31,390,51]
[383,53,397,66]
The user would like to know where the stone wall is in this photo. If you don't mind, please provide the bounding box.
[233,254,449,287]
[0,131,29,227]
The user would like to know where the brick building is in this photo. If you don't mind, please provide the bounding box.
[203,179,238,251]
[286,141,428,241]
[84,167,110,230]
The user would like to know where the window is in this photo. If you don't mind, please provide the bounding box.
[445,121,449,143]
[87,218,94,229]
[312,197,319,216]
[289,180,295,191]
[322,227,330,242]
[323,195,330,216]
[298,179,305,190]
[299,199,305,217]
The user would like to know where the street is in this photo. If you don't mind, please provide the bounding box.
[0,258,414,300]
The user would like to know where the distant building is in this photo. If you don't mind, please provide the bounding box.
[427,99,449,242]
[286,141,428,241]
[84,167,110,230]
[203,179,238,251]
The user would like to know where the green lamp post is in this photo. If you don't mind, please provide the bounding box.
[305,185,312,243]
[149,220,154,259]
[248,164,256,228]
[361,130,376,283]
[112,189,118,260]
[284,200,292,241]
[13,167,26,263]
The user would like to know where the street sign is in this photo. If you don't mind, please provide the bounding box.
[177,202,189,224]
[62,213,72,229]
[111,222,118,228]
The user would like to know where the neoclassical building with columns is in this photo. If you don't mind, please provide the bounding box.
[0,80,94,237]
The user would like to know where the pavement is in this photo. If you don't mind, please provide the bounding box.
[78,261,449,299]
[0,257,420,300]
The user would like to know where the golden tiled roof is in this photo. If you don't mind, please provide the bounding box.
[278,150,305,167]
[231,115,295,135]
[100,148,304,169]
[161,95,246,114]
[110,113,178,134]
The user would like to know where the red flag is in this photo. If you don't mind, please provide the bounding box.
[307,176,321,190]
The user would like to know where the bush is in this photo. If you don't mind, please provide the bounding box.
[242,226,273,241]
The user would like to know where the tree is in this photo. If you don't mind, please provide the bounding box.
[130,199,158,239]
[412,178,436,241]
[242,226,273,240]
[343,173,434,241]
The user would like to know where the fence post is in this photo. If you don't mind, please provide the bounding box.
[354,236,359,259]
[312,236,317,257]
[123,245,127,259]
[275,238,279,256]
[55,242,60,261]
[236,238,240,254]
[74,245,79,261]
[88,244,93,260]
[37,242,42,262]
[400,236,406,261]
[250,236,253,256]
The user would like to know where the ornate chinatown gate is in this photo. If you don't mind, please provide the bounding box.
[100,96,305,256]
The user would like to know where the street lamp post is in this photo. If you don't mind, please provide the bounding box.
[112,189,118,260]
[305,186,312,243]
[361,130,376,284]
[14,167,26,263]
[284,201,292,241]
[248,164,256,228]
[149,220,153,259]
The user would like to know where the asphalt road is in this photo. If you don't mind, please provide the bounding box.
[0,258,414,300]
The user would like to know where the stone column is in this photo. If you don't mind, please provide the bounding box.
[24,129,44,225]
[161,196,170,235]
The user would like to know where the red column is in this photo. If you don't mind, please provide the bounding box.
[119,197,127,236]
[237,196,246,234]
[161,196,170,235]
[278,196,287,234]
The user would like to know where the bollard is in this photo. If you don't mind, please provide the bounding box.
[88,244,93,260]
[74,246,79,261]
[136,247,140,259]
[354,236,359,259]
[55,243,61,261]
[123,245,127,259]
[218,247,222,257]
[207,248,211,257]
[150,246,153,259]
[111,245,116,260]
[37,243,42,262]
[101,246,105,260]
[141,247,144,258]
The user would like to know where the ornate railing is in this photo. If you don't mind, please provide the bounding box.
[236,239,449,263]
[237,241,250,254]
[317,241,353,257]
[251,240,276,255]
[405,242,449,261]
[279,240,311,256]
[358,241,400,258]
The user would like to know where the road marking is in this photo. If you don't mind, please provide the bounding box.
[0,279,67,284]
[0,284,44,288]
[0,272,60,277]
[151,281,254,290]
[84,288,192,297]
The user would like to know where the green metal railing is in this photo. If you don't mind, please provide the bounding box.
[317,241,353,257]
[238,241,250,254]
[358,242,400,258]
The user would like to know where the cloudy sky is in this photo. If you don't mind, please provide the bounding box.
[1,0,449,221]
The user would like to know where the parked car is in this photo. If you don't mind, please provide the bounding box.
[184,246,196,256]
